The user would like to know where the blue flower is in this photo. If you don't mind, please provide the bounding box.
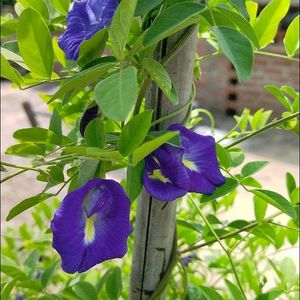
[51,178,132,273]
[143,125,226,201]
[59,0,119,60]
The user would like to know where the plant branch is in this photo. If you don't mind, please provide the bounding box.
[179,211,282,254]
[255,51,299,62]
[225,112,299,149]
[0,169,27,184]
[188,195,246,299]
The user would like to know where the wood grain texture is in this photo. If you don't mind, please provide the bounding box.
[129,27,198,300]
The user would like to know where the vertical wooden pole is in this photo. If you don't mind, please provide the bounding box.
[130,28,198,300]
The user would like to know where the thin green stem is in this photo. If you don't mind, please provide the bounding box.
[196,51,221,62]
[0,169,27,184]
[221,167,249,192]
[133,77,152,116]
[225,112,300,149]
[255,51,299,62]
[1,161,39,172]
[269,221,299,232]
[151,83,196,127]
[217,123,239,143]
[179,211,282,254]
[188,195,247,299]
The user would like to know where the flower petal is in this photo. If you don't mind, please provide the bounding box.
[51,178,132,273]
[169,124,226,194]
[59,0,118,60]
[143,144,190,201]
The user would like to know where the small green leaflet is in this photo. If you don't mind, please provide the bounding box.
[109,0,137,61]
[284,15,299,57]
[105,267,122,300]
[119,110,153,156]
[250,189,297,220]
[135,0,163,16]
[0,54,23,85]
[253,0,290,48]
[17,8,54,78]
[94,67,138,121]
[143,3,206,47]
[132,131,179,165]
[142,58,179,105]
[6,193,53,221]
[214,26,253,82]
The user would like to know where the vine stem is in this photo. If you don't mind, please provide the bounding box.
[179,211,282,254]
[0,169,27,184]
[255,51,300,62]
[188,195,247,299]
[225,112,299,149]
[0,161,40,172]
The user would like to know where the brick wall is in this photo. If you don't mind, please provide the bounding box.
[195,33,299,116]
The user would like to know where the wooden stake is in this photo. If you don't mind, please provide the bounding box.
[129,28,198,300]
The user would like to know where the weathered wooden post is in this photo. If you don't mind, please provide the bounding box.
[130,27,198,299]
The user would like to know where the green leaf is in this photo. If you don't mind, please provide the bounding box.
[0,54,23,85]
[255,289,284,300]
[214,26,253,82]
[241,161,269,177]
[50,62,116,102]
[84,118,105,148]
[41,261,58,287]
[132,131,178,165]
[78,29,108,67]
[18,280,43,292]
[286,219,299,245]
[1,46,28,70]
[13,128,62,145]
[265,85,292,111]
[18,0,49,20]
[105,267,122,300]
[109,0,137,61]
[284,15,299,57]
[50,0,69,15]
[225,279,246,300]
[1,265,27,280]
[216,144,231,169]
[135,0,163,16]
[142,58,179,104]
[119,110,153,156]
[253,0,290,48]
[24,249,39,276]
[250,189,297,220]
[210,7,259,49]
[17,8,54,78]
[76,159,99,188]
[246,1,258,25]
[253,195,268,222]
[143,3,206,47]
[126,160,145,201]
[202,178,239,203]
[5,143,45,157]
[95,67,138,121]
[6,193,53,221]
[73,282,97,300]
[49,109,62,142]
[177,219,203,233]
[198,285,224,300]
[286,172,296,198]
[1,279,17,300]
[230,0,249,20]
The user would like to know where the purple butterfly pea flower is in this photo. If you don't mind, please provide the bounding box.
[51,178,132,273]
[143,125,226,201]
[59,0,119,60]
[169,124,226,195]
[143,144,190,202]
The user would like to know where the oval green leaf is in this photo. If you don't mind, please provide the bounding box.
[95,67,138,121]
[17,8,54,78]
